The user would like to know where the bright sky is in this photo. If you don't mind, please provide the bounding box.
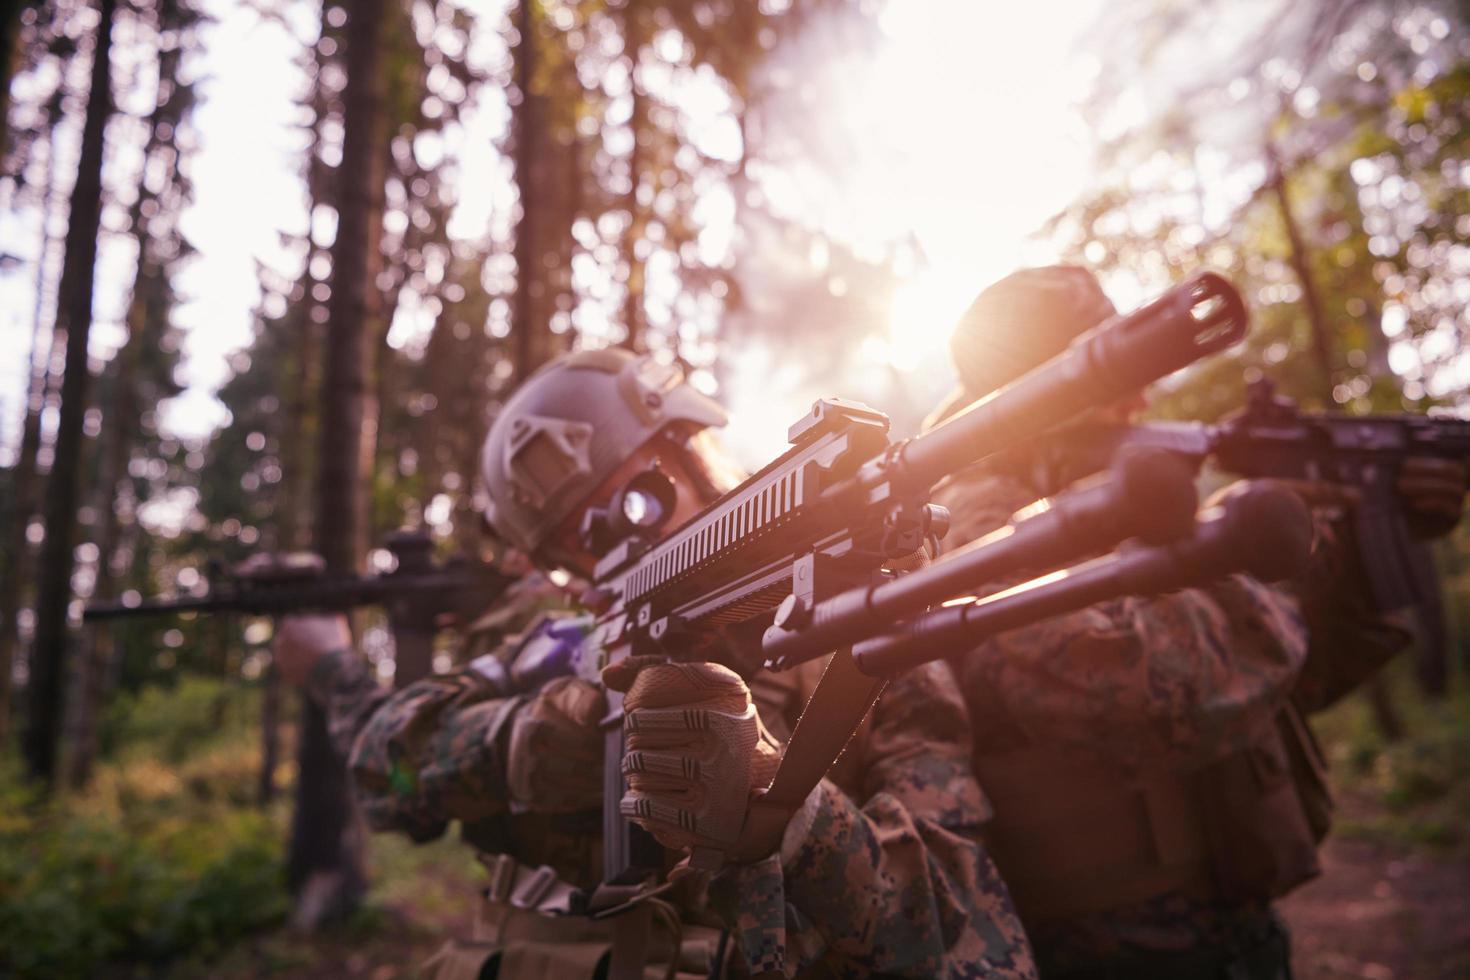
[0,0,1107,464]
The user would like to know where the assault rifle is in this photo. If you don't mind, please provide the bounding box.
[572,273,1314,976]
[1060,378,1470,616]
[84,530,517,684]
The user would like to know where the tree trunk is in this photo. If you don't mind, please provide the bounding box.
[0,119,57,743]
[619,5,647,353]
[1269,139,1406,740]
[23,0,114,787]
[511,0,546,379]
[63,19,185,784]
[60,336,136,788]
[0,0,34,161]
[291,0,387,928]
[1266,142,1334,403]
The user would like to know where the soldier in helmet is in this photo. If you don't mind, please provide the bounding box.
[924,266,1466,979]
[277,348,1037,978]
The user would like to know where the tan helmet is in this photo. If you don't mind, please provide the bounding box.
[480,349,728,556]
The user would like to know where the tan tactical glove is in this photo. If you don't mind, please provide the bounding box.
[505,677,607,813]
[608,661,782,859]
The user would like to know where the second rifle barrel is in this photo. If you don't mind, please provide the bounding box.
[850,483,1311,678]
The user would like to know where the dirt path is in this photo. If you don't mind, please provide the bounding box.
[1280,835,1470,980]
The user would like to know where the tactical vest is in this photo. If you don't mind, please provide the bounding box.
[420,853,731,980]
[974,702,1331,922]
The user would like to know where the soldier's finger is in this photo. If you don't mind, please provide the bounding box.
[624,661,746,712]
[622,748,703,782]
[1400,457,1467,482]
[1397,476,1467,503]
[1270,478,1361,509]
[625,704,726,733]
[539,676,607,728]
[601,655,667,693]
[620,792,705,842]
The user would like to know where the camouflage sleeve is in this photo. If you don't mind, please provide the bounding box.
[937,470,1308,771]
[308,651,523,842]
[1289,513,1414,713]
[306,648,390,761]
[711,662,1036,979]
[347,673,525,841]
[955,576,1307,770]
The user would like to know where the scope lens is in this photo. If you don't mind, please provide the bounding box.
[618,467,678,533]
[622,488,664,527]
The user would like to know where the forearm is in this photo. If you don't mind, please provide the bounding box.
[1291,516,1415,713]
[358,680,523,839]
[305,647,389,761]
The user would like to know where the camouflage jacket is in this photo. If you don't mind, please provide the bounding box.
[308,609,1037,978]
[935,466,1310,774]
[930,462,1407,965]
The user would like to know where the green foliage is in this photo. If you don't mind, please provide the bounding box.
[0,776,287,978]
[0,678,286,979]
[101,675,261,769]
[1312,659,1470,855]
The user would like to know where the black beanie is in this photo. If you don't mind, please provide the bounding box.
[950,265,1117,397]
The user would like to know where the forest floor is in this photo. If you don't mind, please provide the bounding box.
[1281,790,1470,980]
[78,666,1470,979]
[169,784,1470,980]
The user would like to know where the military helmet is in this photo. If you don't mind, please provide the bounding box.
[481,349,728,556]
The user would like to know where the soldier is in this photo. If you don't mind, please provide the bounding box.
[276,348,1037,979]
[925,266,1466,979]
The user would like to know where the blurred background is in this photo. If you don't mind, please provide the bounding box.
[0,0,1467,976]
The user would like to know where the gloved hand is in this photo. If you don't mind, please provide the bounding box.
[605,660,782,858]
[1398,456,1466,539]
[505,676,607,813]
[275,613,352,686]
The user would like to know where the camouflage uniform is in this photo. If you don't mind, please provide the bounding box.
[307,606,1037,979]
[932,460,1406,979]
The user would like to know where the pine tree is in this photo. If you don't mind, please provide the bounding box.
[23,0,115,786]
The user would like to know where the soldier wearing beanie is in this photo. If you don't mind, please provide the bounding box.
[928,265,1457,979]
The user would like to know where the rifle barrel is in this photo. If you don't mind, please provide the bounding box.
[878,271,1246,494]
[82,569,475,622]
[83,593,259,620]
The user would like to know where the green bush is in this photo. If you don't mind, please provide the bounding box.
[0,676,288,979]
[102,675,257,765]
[0,788,288,978]
[1313,657,1470,854]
